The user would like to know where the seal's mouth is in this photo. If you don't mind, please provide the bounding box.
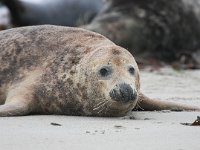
[92,101,135,117]
[109,83,137,103]
[92,95,137,117]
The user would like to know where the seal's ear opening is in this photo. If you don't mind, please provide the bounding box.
[109,83,137,103]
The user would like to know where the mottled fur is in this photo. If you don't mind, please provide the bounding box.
[0,25,199,117]
[0,25,139,116]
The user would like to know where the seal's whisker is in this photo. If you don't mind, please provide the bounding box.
[93,99,107,111]
[97,100,109,114]
[97,101,108,113]
[93,99,107,108]
[105,101,112,114]
[97,107,105,114]
[136,101,144,110]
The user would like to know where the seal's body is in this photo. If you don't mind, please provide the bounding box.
[0,25,199,117]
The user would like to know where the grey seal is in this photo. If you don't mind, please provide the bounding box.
[0,25,199,117]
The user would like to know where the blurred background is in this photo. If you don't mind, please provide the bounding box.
[0,0,200,69]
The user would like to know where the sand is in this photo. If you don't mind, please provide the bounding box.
[0,67,200,150]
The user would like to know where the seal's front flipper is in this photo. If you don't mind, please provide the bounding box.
[0,86,35,117]
[0,101,31,117]
[136,93,200,111]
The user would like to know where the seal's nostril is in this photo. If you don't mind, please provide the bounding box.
[109,83,136,103]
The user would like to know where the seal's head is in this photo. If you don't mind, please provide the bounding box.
[78,45,140,117]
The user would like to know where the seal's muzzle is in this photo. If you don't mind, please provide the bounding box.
[109,83,136,103]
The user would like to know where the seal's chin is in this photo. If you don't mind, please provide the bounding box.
[92,99,137,117]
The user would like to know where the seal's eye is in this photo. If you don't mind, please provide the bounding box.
[99,67,112,77]
[128,66,135,75]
